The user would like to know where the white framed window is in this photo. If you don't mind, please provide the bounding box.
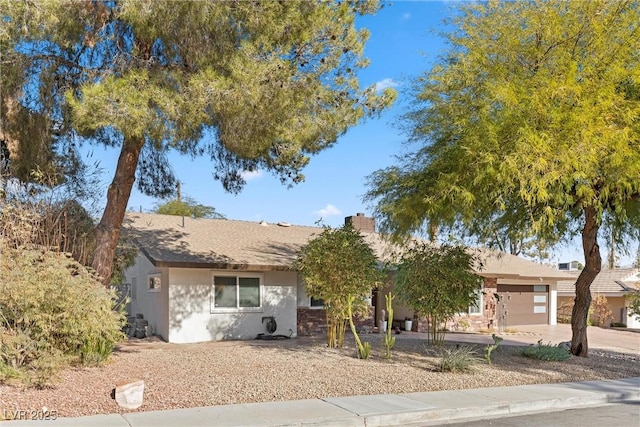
[147,273,161,292]
[468,289,483,315]
[211,273,262,311]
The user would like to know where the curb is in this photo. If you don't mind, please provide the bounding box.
[2,378,638,426]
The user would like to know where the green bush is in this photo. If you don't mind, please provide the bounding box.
[519,341,571,362]
[439,345,479,372]
[0,242,126,386]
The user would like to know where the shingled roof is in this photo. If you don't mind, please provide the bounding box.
[124,212,572,281]
[558,268,640,295]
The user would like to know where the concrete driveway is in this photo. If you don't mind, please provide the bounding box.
[415,324,640,354]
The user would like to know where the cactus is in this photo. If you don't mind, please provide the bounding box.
[383,292,395,359]
[484,334,503,364]
[347,295,370,359]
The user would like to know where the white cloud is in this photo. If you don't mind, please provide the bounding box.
[315,204,342,218]
[375,78,399,92]
[240,169,263,181]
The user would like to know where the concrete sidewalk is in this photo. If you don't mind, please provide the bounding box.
[3,377,639,427]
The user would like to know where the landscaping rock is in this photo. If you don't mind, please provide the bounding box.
[114,379,145,409]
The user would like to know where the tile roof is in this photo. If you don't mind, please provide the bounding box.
[124,212,572,281]
[557,268,640,295]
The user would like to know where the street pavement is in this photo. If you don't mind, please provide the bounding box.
[441,400,640,427]
[3,325,638,427]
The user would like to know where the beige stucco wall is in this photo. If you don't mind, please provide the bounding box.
[167,269,298,343]
[125,254,170,340]
[606,296,626,324]
[558,294,636,327]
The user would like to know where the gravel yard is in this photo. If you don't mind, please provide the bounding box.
[1,333,639,419]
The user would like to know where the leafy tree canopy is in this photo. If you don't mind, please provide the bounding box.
[393,243,482,345]
[295,223,384,347]
[366,0,640,357]
[153,197,225,220]
[0,0,395,285]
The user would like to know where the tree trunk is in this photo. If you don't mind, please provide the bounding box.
[92,137,145,287]
[570,206,602,357]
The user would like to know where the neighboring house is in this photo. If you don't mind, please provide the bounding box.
[122,212,572,343]
[557,268,640,328]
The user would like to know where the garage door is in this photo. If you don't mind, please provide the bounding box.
[497,284,548,326]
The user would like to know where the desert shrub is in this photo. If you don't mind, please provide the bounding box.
[591,294,614,326]
[519,341,571,362]
[0,241,126,386]
[557,300,573,324]
[439,345,479,372]
[456,318,471,331]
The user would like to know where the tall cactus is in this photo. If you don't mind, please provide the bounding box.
[383,292,395,359]
[347,295,370,359]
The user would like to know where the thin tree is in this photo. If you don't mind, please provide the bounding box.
[392,243,482,346]
[153,182,225,219]
[366,0,640,356]
[1,1,395,286]
[295,224,384,349]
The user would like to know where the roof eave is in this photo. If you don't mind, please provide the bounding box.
[152,260,293,272]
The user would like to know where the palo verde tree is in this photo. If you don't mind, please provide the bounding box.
[366,0,640,357]
[1,0,395,286]
[154,197,225,220]
[393,243,482,346]
[153,183,225,219]
[295,223,384,349]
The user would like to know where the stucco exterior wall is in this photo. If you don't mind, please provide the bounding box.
[124,254,170,340]
[558,294,635,327]
[167,269,298,343]
[606,296,626,325]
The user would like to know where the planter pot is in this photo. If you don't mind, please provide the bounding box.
[378,320,387,334]
[405,320,413,332]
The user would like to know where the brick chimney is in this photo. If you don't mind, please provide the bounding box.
[345,213,375,233]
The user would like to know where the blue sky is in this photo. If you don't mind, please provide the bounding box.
[84,1,635,267]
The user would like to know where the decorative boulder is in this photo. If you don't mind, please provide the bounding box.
[114,379,145,409]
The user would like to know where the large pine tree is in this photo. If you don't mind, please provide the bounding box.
[1,0,395,285]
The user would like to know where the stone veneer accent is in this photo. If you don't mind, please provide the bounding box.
[297,307,375,336]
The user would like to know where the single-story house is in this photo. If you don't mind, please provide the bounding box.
[122,212,572,343]
[557,268,640,328]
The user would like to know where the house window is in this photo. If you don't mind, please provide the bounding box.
[131,276,137,300]
[310,297,325,308]
[147,274,161,292]
[468,289,483,315]
[211,275,262,311]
